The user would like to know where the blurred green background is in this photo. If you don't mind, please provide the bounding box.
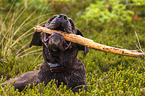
[0,0,145,95]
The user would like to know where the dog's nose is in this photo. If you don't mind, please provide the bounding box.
[58,14,67,20]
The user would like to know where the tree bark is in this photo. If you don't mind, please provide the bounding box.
[34,26,145,58]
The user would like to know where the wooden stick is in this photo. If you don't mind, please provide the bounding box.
[34,26,145,58]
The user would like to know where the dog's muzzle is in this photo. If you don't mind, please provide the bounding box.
[45,14,73,34]
[44,32,71,51]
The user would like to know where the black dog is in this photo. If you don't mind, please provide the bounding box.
[2,14,89,92]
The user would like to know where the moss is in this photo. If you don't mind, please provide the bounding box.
[1,1,145,95]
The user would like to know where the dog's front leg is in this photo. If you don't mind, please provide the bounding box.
[2,70,40,91]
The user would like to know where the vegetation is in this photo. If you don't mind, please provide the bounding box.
[81,0,134,24]
[132,0,145,6]
[0,0,145,95]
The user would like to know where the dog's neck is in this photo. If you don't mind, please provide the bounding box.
[42,44,79,69]
[44,58,77,72]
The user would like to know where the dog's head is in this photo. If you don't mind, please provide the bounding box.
[45,14,76,34]
[30,14,88,53]
[30,14,89,63]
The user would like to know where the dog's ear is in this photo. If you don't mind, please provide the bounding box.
[29,25,46,47]
[76,29,89,55]
[68,18,75,30]
[29,32,42,47]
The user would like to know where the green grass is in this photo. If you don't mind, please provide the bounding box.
[0,0,145,95]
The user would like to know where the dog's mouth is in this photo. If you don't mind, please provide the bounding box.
[62,40,71,50]
[44,14,74,51]
[44,32,71,51]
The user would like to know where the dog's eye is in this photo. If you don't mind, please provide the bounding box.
[47,15,57,24]
[68,18,75,30]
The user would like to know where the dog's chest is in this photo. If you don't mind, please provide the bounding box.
[39,67,70,86]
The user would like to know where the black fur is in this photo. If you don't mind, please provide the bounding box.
[2,14,89,92]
